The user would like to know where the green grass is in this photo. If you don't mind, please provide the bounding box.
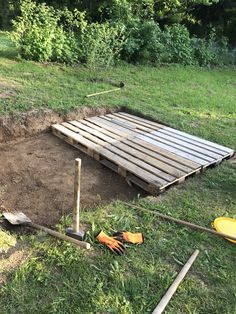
[0,32,236,314]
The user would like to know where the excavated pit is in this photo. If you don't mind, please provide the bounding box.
[0,108,145,226]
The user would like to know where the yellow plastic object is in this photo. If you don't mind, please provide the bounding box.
[213,217,236,244]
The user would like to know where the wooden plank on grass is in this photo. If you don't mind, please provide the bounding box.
[61,122,107,147]
[143,133,214,163]
[52,124,98,150]
[86,116,131,138]
[68,121,117,143]
[79,119,123,141]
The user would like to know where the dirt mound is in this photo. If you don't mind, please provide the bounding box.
[0,106,119,143]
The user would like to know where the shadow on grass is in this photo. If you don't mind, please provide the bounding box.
[0,32,18,60]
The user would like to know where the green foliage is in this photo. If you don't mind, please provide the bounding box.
[122,21,231,66]
[78,22,126,67]
[122,19,163,63]
[11,0,78,62]
[161,24,193,65]
[11,0,126,66]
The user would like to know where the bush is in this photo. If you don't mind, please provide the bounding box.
[122,19,164,64]
[12,0,126,66]
[192,32,233,66]
[161,24,194,65]
[12,1,232,67]
[78,22,126,67]
[12,0,78,62]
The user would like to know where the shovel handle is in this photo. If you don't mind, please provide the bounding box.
[30,223,91,250]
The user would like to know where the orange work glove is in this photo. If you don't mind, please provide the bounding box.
[113,231,144,245]
[96,230,125,255]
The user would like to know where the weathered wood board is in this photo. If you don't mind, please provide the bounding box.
[52,112,234,194]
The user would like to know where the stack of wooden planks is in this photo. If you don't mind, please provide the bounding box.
[52,112,234,194]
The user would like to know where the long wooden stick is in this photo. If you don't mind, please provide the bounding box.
[124,203,236,242]
[31,222,90,250]
[152,249,199,314]
[73,158,81,233]
[86,87,122,98]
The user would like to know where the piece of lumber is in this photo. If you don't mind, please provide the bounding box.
[151,131,223,159]
[165,127,234,154]
[122,139,194,173]
[112,141,186,178]
[130,137,201,169]
[125,203,236,242]
[152,249,200,314]
[118,112,165,129]
[158,129,227,155]
[137,134,210,165]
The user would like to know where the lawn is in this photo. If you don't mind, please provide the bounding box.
[0,32,236,314]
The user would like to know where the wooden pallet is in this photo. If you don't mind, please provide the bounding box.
[52,112,234,194]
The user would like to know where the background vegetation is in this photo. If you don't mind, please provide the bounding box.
[0,0,236,66]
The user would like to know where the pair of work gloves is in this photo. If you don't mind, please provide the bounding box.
[96,230,144,255]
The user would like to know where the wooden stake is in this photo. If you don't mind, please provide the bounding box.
[152,249,199,314]
[73,158,81,233]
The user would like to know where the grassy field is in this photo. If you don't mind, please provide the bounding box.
[0,32,236,314]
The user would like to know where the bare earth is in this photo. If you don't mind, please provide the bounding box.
[0,133,143,226]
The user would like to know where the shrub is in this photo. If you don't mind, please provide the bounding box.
[161,24,194,65]
[12,0,78,62]
[122,19,164,63]
[12,0,126,66]
[78,22,126,67]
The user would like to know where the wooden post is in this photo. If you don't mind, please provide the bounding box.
[73,158,81,233]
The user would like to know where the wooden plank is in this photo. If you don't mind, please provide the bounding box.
[104,144,174,183]
[107,113,154,132]
[118,112,165,129]
[137,134,210,165]
[120,112,234,156]
[112,141,186,178]
[52,124,98,151]
[130,137,201,169]
[68,121,116,143]
[151,130,223,159]
[95,146,164,188]
[165,127,234,154]
[102,116,145,136]
[122,139,194,173]
[79,119,123,141]
[101,117,220,162]
[61,122,107,147]
[144,133,214,163]
[86,116,131,138]
[158,128,227,156]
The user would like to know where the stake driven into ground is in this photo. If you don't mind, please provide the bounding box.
[0,32,236,314]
